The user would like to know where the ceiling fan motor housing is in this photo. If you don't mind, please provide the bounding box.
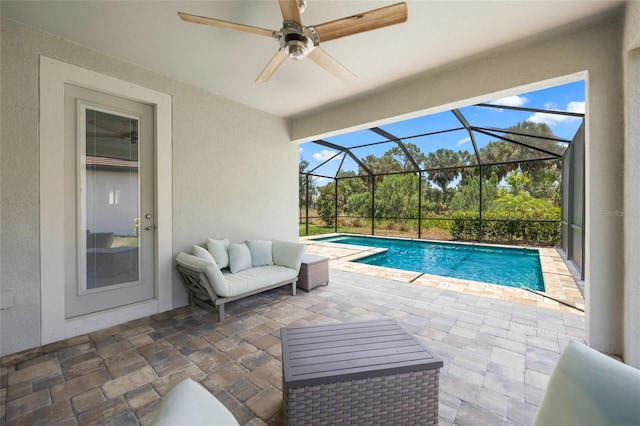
[279,21,319,60]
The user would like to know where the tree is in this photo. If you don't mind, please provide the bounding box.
[450,172,500,212]
[306,121,563,229]
[495,169,560,217]
[374,173,419,219]
[524,161,561,205]
[504,169,531,196]
[337,171,367,211]
[299,159,312,216]
[477,121,563,207]
[359,153,404,178]
[317,182,336,227]
[492,192,560,218]
[479,121,561,180]
[421,180,446,214]
[423,149,464,202]
[346,192,372,217]
[383,143,425,171]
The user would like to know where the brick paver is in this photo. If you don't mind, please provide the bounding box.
[0,267,584,425]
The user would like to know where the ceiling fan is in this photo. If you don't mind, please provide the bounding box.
[178,0,407,83]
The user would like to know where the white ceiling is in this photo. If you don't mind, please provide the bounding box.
[1,1,625,118]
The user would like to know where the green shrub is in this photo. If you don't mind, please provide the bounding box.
[450,210,560,245]
[450,211,481,240]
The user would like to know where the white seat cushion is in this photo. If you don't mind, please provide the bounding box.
[533,340,640,425]
[223,265,297,297]
[151,378,239,426]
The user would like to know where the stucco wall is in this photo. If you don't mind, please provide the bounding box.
[0,18,295,356]
[623,1,640,368]
[291,17,626,357]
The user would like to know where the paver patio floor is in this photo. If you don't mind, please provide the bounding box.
[1,268,584,425]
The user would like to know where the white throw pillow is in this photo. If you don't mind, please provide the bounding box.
[192,245,214,262]
[207,238,230,269]
[175,253,230,297]
[246,240,273,267]
[228,243,252,273]
[272,239,306,271]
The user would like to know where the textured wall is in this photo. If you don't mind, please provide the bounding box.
[623,1,640,368]
[290,17,626,356]
[0,18,42,356]
[0,18,294,356]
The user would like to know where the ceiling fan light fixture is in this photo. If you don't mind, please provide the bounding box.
[281,24,316,60]
[286,40,309,60]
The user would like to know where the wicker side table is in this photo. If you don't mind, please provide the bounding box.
[281,320,443,425]
[297,254,329,291]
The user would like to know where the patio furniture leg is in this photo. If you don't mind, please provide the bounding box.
[218,303,225,322]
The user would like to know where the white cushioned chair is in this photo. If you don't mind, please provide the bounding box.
[152,378,239,426]
[533,340,640,425]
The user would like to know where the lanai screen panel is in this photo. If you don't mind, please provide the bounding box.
[378,110,463,138]
[407,129,479,169]
[299,80,585,245]
[304,144,344,178]
[323,128,388,148]
[350,142,415,175]
[471,132,556,165]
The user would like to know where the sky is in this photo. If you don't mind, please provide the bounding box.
[300,80,585,180]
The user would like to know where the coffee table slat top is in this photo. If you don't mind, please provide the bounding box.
[281,319,443,388]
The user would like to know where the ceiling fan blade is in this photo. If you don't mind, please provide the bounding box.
[308,47,357,83]
[177,12,274,38]
[313,2,407,43]
[278,0,302,25]
[256,49,289,83]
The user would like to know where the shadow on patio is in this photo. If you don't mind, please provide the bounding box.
[1,268,584,425]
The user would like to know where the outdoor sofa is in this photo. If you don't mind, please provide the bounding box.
[176,239,305,321]
[533,340,640,425]
[152,378,239,426]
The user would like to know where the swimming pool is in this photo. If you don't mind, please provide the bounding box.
[314,235,544,291]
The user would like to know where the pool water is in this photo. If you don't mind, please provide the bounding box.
[315,235,544,291]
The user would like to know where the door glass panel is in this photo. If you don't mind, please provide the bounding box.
[80,107,140,291]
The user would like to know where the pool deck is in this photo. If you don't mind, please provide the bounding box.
[1,236,584,425]
[301,235,584,314]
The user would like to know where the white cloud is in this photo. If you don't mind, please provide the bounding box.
[314,177,330,186]
[567,101,585,113]
[527,112,562,126]
[489,95,529,107]
[456,136,471,147]
[526,100,583,126]
[299,147,304,153]
[312,149,339,161]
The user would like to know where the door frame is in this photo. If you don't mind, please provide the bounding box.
[39,56,173,344]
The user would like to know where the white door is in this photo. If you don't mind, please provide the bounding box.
[64,84,155,318]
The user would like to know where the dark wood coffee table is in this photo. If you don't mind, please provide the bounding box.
[281,319,443,425]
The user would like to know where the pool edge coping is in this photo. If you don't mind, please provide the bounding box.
[301,234,585,314]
